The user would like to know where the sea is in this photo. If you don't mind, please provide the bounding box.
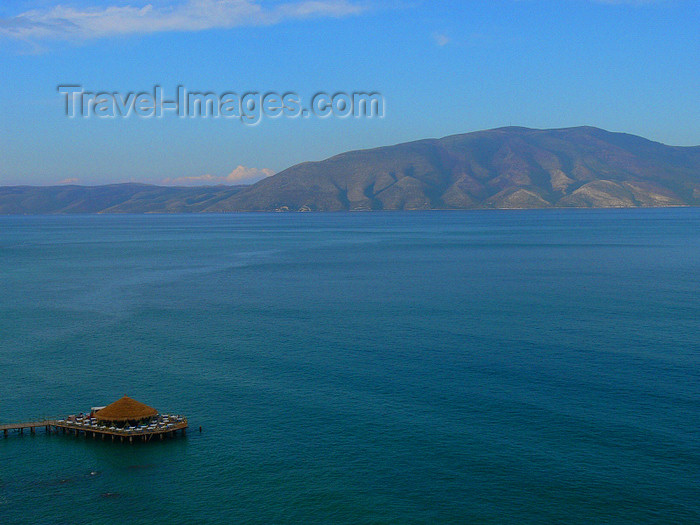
[0,209,698,524]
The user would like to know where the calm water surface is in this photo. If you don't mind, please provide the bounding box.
[1,209,698,524]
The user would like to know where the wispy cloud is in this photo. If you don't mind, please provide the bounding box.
[161,165,274,186]
[59,177,80,184]
[0,0,366,41]
[432,32,449,47]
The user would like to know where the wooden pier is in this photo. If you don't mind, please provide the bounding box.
[2,396,189,444]
[1,421,55,436]
[1,417,188,443]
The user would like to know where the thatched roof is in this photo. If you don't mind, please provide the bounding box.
[95,396,157,422]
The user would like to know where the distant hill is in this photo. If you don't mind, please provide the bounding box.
[2,127,699,214]
[0,183,246,214]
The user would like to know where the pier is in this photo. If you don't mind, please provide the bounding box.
[1,421,56,436]
[1,418,187,442]
[1,396,189,444]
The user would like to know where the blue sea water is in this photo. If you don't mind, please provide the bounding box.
[0,209,698,524]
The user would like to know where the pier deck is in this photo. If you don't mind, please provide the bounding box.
[0,421,55,434]
[1,417,188,443]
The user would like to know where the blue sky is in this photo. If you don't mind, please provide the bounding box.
[0,0,698,186]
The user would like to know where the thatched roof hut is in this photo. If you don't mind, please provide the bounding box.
[95,396,158,422]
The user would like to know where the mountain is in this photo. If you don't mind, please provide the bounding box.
[209,126,700,211]
[2,127,699,214]
[0,183,245,214]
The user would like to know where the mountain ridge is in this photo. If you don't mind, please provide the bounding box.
[2,126,699,214]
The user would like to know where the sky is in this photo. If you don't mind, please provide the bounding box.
[0,0,698,186]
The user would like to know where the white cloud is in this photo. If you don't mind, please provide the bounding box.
[59,177,80,184]
[0,0,366,41]
[162,165,274,186]
[433,32,449,47]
